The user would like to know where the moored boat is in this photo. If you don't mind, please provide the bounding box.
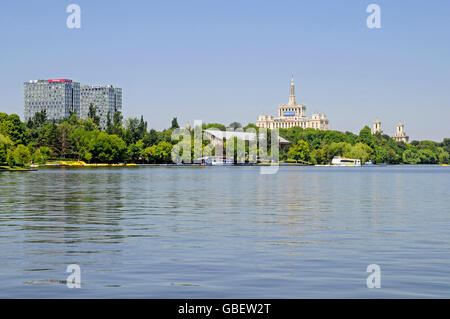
[330,156,361,167]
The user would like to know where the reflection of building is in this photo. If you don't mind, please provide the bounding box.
[256,77,329,130]
[24,79,80,121]
[392,121,409,143]
[372,117,383,134]
[80,85,122,129]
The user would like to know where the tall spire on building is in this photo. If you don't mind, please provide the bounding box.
[288,75,296,105]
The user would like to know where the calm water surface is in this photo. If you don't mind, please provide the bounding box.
[0,166,449,298]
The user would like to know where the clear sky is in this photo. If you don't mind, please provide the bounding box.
[0,0,449,141]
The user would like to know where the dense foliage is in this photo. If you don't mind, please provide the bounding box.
[0,111,448,167]
[0,110,180,167]
[279,126,449,165]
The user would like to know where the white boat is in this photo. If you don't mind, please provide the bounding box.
[211,158,233,166]
[197,156,233,166]
[330,156,361,167]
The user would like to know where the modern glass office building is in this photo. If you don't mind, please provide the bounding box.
[24,79,122,129]
[80,85,122,129]
[24,79,80,122]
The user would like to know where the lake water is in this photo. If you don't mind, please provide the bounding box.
[0,166,449,298]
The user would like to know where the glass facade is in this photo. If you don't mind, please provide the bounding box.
[24,79,80,122]
[24,80,122,129]
[80,86,122,129]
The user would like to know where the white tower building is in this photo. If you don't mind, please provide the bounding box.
[372,118,383,134]
[392,121,409,143]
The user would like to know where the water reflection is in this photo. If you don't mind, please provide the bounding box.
[0,166,449,298]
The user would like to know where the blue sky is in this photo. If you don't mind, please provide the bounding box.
[0,0,449,141]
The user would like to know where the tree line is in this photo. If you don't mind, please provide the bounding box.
[0,110,180,167]
[1,110,449,167]
[280,126,449,165]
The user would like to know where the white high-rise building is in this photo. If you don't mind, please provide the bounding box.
[24,79,122,130]
[24,79,80,122]
[80,85,122,130]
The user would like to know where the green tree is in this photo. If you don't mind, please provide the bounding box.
[69,127,95,161]
[323,142,352,163]
[310,148,325,165]
[138,116,147,139]
[437,148,449,164]
[127,141,144,162]
[6,150,15,167]
[39,147,53,160]
[110,111,124,137]
[141,147,153,163]
[0,113,26,144]
[55,122,74,158]
[287,139,310,163]
[0,133,13,163]
[13,144,32,166]
[374,145,396,164]
[35,122,59,150]
[171,117,180,129]
[143,141,173,163]
[106,111,112,133]
[203,123,227,131]
[88,104,101,127]
[344,142,373,164]
[440,138,450,154]
[418,149,438,164]
[402,147,420,164]
[32,149,46,165]
[32,110,48,129]
[229,122,242,130]
[124,118,146,145]
[90,132,127,163]
[142,128,159,148]
[243,123,259,132]
[358,126,374,148]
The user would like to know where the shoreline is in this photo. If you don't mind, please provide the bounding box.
[5,163,446,170]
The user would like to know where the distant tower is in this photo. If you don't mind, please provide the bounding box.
[372,117,383,134]
[288,75,296,106]
[392,121,409,143]
[256,75,329,130]
[277,75,306,118]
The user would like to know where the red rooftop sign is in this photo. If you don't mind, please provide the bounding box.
[48,79,72,83]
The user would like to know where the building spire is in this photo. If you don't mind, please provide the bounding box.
[288,75,296,105]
